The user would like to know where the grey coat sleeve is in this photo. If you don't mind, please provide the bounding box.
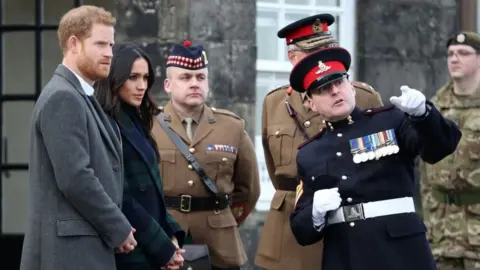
[38,90,131,249]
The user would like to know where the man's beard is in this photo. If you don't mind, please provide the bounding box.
[77,54,109,82]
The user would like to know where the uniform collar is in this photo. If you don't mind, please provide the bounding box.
[172,104,204,124]
[323,107,361,131]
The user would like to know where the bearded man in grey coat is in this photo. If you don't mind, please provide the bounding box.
[20,5,137,269]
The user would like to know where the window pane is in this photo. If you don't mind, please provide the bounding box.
[330,16,339,40]
[285,0,310,5]
[3,32,35,95]
[3,102,35,164]
[43,0,75,24]
[42,31,62,87]
[285,12,311,25]
[2,0,35,24]
[2,171,29,234]
[315,0,340,6]
[256,11,278,61]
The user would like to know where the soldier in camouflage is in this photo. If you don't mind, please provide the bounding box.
[420,31,480,270]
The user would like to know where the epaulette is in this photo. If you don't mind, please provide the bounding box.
[266,84,290,97]
[298,128,325,150]
[211,107,242,120]
[363,105,395,115]
[351,81,376,94]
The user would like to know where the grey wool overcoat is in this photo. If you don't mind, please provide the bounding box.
[20,64,132,270]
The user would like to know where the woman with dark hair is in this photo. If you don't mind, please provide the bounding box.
[94,43,185,270]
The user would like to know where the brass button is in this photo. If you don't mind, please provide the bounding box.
[188,180,194,187]
[342,175,347,180]
[350,222,355,227]
[189,148,195,153]
[275,130,280,136]
[337,133,343,137]
[347,197,352,203]
[211,107,216,111]
[304,120,311,128]
[336,152,342,157]
[188,164,193,170]
[222,157,228,162]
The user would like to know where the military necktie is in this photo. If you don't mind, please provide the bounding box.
[185,117,193,141]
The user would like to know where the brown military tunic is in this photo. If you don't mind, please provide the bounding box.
[420,82,480,266]
[254,81,384,270]
[151,102,260,268]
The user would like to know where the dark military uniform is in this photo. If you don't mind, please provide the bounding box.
[289,47,462,270]
[255,14,384,270]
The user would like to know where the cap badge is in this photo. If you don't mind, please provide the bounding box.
[202,50,208,65]
[312,19,323,33]
[456,33,466,43]
[315,61,331,74]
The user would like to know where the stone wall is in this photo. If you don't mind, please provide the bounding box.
[114,0,257,139]
[356,0,459,101]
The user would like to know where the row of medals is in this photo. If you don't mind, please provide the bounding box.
[352,143,400,164]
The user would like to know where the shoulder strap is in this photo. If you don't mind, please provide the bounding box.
[156,113,219,196]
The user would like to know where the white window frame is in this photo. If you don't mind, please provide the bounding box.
[256,0,357,79]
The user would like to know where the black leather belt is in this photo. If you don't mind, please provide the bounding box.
[277,177,299,191]
[164,195,231,213]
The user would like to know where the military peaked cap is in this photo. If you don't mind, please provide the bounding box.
[166,40,208,70]
[290,46,351,93]
[447,31,480,52]
[277,13,336,50]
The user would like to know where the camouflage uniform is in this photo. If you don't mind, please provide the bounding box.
[420,81,480,270]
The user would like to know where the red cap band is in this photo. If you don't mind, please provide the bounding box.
[286,22,328,45]
[303,61,345,90]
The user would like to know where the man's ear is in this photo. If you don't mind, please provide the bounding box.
[288,50,298,65]
[308,95,317,112]
[164,78,171,95]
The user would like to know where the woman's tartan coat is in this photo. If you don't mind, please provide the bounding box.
[112,108,185,269]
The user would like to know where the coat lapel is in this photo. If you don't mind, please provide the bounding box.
[54,65,120,160]
[190,106,214,148]
[117,111,163,195]
[163,103,191,144]
[286,90,323,138]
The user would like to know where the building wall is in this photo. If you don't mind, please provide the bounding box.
[356,0,459,101]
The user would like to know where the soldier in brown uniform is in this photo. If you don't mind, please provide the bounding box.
[254,14,384,270]
[151,40,260,270]
[420,32,480,270]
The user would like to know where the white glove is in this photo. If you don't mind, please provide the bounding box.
[312,187,342,227]
[389,85,426,116]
